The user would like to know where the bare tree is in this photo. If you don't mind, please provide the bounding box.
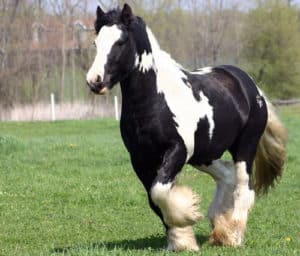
[48,0,82,102]
[0,0,20,115]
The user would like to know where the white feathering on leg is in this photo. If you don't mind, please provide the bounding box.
[151,183,202,227]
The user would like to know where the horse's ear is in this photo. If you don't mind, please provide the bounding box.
[121,3,133,25]
[97,6,105,18]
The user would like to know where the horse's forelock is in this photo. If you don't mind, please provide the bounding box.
[94,8,122,34]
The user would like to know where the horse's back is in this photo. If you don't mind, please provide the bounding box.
[194,65,261,117]
[190,64,267,127]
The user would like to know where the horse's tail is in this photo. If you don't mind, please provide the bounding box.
[254,99,288,194]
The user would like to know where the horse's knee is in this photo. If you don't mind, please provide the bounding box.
[150,182,172,207]
[150,182,202,227]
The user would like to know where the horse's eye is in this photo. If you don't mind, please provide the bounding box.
[116,40,125,46]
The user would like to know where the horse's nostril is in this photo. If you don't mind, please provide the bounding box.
[96,75,102,83]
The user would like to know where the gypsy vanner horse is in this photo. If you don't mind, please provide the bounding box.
[86,4,287,251]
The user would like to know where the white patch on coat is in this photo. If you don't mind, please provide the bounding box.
[256,95,264,108]
[191,67,213,75]
[135,51,156,73]
[248,77,267,109]
[134,54,139,67]
[232,161,255,222]
[86,25,122,84]
[146,27,215,160]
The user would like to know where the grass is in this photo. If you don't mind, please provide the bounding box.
[0,107,299,256]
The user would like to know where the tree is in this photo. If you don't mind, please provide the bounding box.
[0,0,20,113]
[242,0,300,99]
[48,0,83,102]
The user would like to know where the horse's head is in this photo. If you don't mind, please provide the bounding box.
[87,4,148,95]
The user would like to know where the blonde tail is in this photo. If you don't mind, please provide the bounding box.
[254,100,288,194]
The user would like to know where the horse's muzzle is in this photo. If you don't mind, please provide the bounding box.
[86,81,108,95]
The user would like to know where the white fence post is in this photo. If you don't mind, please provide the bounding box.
[114,96,119,121]
[50,93,56,121]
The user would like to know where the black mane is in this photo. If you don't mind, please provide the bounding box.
[130,16,152,55]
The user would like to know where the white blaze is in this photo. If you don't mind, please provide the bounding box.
[86,25,122,84]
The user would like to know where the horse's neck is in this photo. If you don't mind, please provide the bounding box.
[120,27,186,116]
[120,69,157,108]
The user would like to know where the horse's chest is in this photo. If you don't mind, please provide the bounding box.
[120,116,163,155]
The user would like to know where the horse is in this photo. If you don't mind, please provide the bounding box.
[86,4,287,251]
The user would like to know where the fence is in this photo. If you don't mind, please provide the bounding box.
[1,97,299,122]
[0,98,120,122]
[272,99,300,106]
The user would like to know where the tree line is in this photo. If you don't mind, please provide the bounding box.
[0,0,300,115]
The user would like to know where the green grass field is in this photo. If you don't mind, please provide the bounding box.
[0,107,299,256]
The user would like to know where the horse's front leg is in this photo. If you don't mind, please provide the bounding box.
[150,143,202,251]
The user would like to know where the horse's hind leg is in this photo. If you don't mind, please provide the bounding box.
[198,160,236,226]
[150,143,202,251]
[211,161,254,246]
[198,158,255,246]
[210,113,266,246]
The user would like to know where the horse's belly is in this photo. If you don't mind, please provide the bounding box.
[190,113,242,165]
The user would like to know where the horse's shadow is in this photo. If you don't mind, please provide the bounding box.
[52,234,209,253]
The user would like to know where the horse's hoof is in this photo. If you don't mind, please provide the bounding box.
[209,214,245,247]
[167,226,200,251]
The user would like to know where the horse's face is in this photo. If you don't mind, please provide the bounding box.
[86,4,136,95]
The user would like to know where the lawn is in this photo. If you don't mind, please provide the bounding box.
[0,107,299,256]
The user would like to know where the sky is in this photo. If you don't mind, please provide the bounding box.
[87,0,300,12]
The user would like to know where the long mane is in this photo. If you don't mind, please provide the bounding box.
[145,27,185,72]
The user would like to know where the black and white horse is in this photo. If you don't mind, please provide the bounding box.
[86,4,287,251]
